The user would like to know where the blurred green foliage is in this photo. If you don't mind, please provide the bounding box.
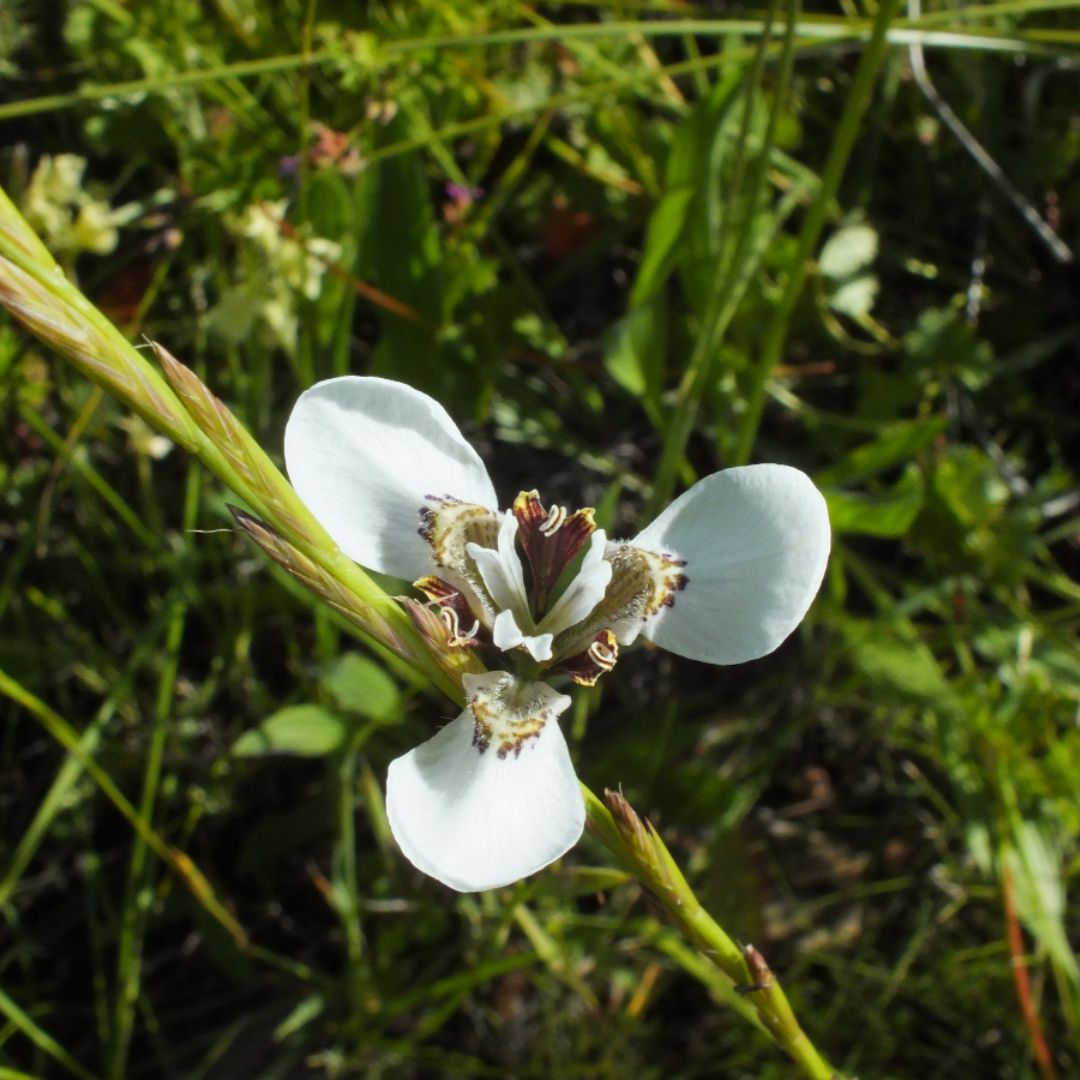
[1,1,1078,1078]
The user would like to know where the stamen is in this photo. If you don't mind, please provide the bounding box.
[556,628,620,686]
[539,504,567,536]
[438,606,481,646]
[587,638,618,671]
[414,575,491,648]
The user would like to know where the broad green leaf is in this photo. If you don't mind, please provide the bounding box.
[930,446,1010,528]
[823,464,924,537]
[232,705,347,758]
[628,186,695,308]
[603,294,667,407]
[844,621,955,707]
[321,653,400,721]
[904,307,994,391]
[1006,821,1080,988]
[818,419,945,485]
[630,69,742,309]
[353,115,442,392]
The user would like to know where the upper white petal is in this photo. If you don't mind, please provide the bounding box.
[631,464,830,664]
[466,515,529,616]
[538,529,613,635]
[284,377,498,580]
[385,676,584,892]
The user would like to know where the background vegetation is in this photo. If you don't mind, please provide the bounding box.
[1,1,1078,1077]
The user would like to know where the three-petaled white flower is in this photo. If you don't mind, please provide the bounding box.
[285,377,830,892]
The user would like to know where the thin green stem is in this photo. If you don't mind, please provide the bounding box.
[0,986,99,1080]
[733,0,903,465]
[335,726,367,1004]
[107,468,197,1080]
[582,785,839,1079]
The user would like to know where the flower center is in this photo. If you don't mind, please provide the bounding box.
[410,491,688,683]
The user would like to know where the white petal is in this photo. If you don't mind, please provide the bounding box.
[632,464,830,664]
[520,632,555,662]
[284,377,498,580]
[466,515,529,616]
[538,529,613,635]
[492,608,525,651]
[385,676,584,892]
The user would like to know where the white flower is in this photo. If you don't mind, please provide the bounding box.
[285,376,831,891]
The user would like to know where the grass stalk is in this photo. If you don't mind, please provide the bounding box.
[0,669,248,947]
[107,470,197,1080]
[0,986,99,1080]
[645,0,799,517]
[733,0,903,465]
[0,10,1072,126]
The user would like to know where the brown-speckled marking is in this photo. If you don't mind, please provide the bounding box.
[417,495,500,572]
[468,677,557,759]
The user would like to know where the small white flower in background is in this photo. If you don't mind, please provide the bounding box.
[209,201,341,351]
[285,377,831,892]
[21,154,134,259]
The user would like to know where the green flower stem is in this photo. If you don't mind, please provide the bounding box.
[0,185,467,703]
[582,785,841,1080]
[732,0,902,466]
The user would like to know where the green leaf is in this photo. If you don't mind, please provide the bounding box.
[818,419,945,485]
[630,69,742,309]
[903,307,994,391]
[628,186,695,308]
[823,463,924,537]
[353,115,443,392]
[603,294,667,407]
[321,653,400,721]
[232,705,347,758]
[843,620,956,707]
[1006,821,1080,988]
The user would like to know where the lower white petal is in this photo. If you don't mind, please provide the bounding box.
[520,632,555,662]
[385,675,584,892]
[284,377,498,580]
[631,464,830,664]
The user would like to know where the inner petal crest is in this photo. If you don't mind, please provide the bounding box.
[513,490,598,616]
[465,672,571,759]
